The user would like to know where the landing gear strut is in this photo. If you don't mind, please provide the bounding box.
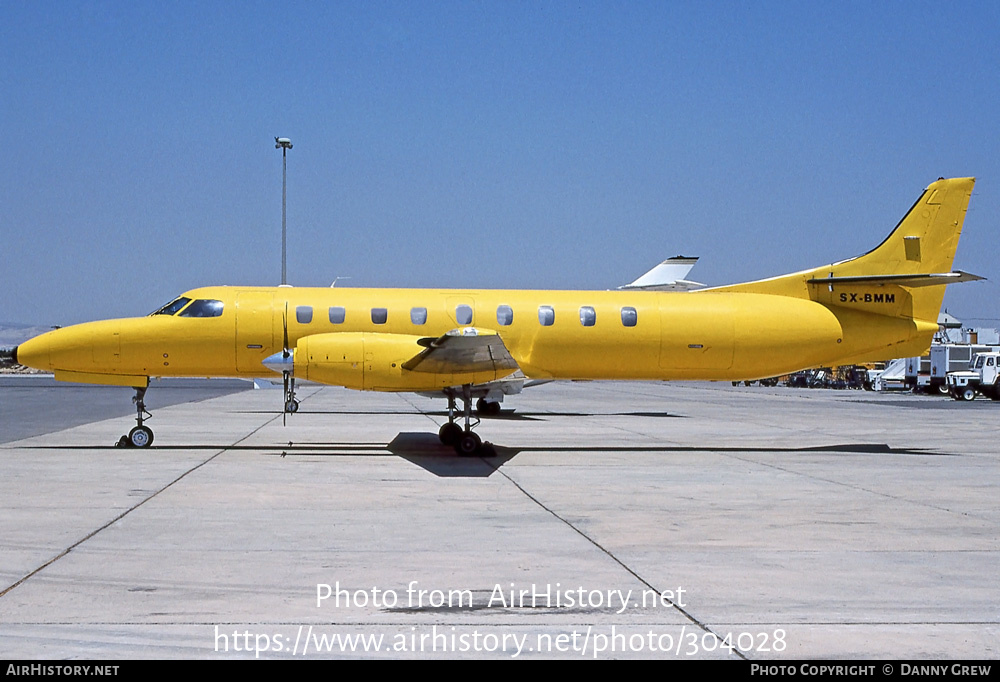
[438,386,494,456]
[284,374,299,414]
[117,385,153,448]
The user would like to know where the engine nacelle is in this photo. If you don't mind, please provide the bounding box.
[296,332,502,391]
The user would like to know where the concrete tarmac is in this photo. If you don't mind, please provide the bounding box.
[0,379,997,659]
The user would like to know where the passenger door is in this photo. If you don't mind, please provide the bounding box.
[235,291,275,374]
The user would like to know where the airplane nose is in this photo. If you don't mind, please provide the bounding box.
[12,332,53,371]
[12,321,125,374]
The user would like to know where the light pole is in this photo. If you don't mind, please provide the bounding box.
[275,137,293,285]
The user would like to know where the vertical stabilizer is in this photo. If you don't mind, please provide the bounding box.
[705,177,976,323]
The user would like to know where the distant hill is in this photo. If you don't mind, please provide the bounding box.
[0,323,53,347]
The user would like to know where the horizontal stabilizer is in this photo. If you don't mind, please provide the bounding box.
[806,271,985,288]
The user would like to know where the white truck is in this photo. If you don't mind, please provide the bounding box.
[931,344,996,395]
[945,351,1000,401]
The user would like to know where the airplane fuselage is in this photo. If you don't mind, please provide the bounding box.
[16,284,936,389]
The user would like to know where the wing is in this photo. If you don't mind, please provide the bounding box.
[619,255,706,291]
[402,327,520,376]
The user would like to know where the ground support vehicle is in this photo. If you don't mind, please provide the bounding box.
[931,344,996,395]
[946,352,1000,401]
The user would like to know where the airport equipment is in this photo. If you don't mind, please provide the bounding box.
[275,137,293,285]
[931,344,996,394]
[869,358,907,391]
[945,351,1000,401]
[904,354,931,392]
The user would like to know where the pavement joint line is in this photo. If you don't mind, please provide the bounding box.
[396,392,444,429]
[716,450,984,521]
[0,410,284,601]
[4,619,997,620]
[485,460,750,661]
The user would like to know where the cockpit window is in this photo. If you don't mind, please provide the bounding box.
[151,297,192,316]
[178,299,224,318]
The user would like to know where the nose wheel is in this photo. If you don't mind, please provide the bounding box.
[117,385,154,448]
[127,425,154,447]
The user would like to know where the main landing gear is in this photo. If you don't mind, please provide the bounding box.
[438,386,496,456]
[116,386,154,448]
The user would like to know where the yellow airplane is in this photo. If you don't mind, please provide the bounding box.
[4,177,981,454]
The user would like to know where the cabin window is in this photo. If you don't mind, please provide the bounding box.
[538,306,555,326]
[296,306,313,324]
[579,306,596,327]
[178,299,224,318]
[497,305,514,326]
[621,307,638,327]
[151,297,191,316]
[371,308,388,325]
[989,357,995,367]
[329,306,346,324]
[456,305,473,325]
[411,307,428,325]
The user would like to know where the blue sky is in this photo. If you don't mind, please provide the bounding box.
[2,1,999,326]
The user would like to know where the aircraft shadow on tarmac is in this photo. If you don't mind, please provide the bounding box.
[277,437,956,478]
[22,437,956,479]
[236,409,688,421]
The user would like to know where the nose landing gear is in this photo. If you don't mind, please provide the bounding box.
[284,375,299,415]
[116,385,153,448]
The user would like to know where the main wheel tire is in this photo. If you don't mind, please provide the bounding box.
[455,431,482,456]
[438,422,463,446]
[476,398,502,416]
[285,399,299,413]
[128,425,154,448]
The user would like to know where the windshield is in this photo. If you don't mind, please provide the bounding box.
[178,299,224,318]
[151,297,192,316]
